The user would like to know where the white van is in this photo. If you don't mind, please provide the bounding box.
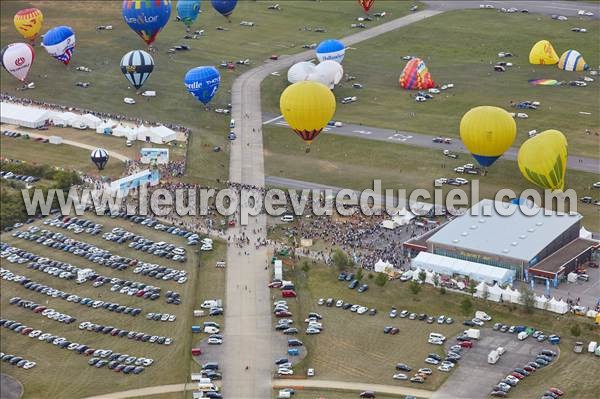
[229,118,235,128]
[428,333,446,342]
[204,326,220,334]
[197,382,218,392]
[281,215,294,222]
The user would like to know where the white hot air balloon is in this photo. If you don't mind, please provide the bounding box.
[287,61,317,84]
[312,60,344,89]
[1,42,35,82]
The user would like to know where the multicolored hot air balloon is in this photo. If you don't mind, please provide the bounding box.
[459,106,516,167]
[184,66,221,105]
[1,43,35,82]
[528,40,559,65]
[177,0,201,28]
[211,0,237,19]
[122,0,172,45]
[91,148,109,170]
[558,50,588,71]
[120,50,154,89]
[279,81,336,149]
[358,0,375,13]
[399,58,435,90]
[316,39,345,64]
[14,8,44,42]
[41,26,75,65]
[518,130,568,191]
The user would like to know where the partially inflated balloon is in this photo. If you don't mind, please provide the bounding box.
[287,62,316,84]
[280,81,336,146]
[211,0,237,18]
[14,8,44,42]
[518,130,568,191]
[460,106,516,167]
[528,40,558,65]
[311,61,344,89]
[184,66,220,105]
[177,0,201,28]
[42,26,76,65]
[1,43,35,82]
[120,50,154,89]
[358,0,375,13]
[122,0,172,45]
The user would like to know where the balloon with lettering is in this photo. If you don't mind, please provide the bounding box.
[1,43,35,82]
[41,26,76,65]
[14,8,44,42]
[184,66,220,105]
[122,0,172,45]
[177,0,201,28]
[211,0,237,18]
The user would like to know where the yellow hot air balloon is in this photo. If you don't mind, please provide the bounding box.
[528,40,559,65]
[14,8,44,42]
[279,81,336,148]
[518,130,568,191]
[459,106,516,167]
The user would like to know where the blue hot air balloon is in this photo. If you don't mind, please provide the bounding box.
[42,26,76,65]
[211,0,237,18]
[184,66,220,105]
[122,0,172,45]
[315,39,345,64]
[177,0,201,28]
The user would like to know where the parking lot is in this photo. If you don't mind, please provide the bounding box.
[432,330,554,399]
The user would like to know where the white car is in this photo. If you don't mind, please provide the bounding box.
[438,365,452,372]
[357,306,369,314]
[350,304,360,312]
[306,327,321,334]
[428,88,440,94]
[23,361,36,370]
[123,97,136,104]
[440,361,455,369]
[278,368,294,375]
[307,368,315,377]
[425,357,440,365]
[479,4,495,9]
[415,96,427,102]
[393,373,408,380]
[208,337,223,345]
[578,10,594,16]
[335,300,344,307]
[428,338,444,345]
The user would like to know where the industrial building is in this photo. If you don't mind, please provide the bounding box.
[405,199,598,286]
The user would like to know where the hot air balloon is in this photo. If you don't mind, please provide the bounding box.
[177,0,202,29]
[41,26,75,65]
[459,106,516,167]
[518,130,568,191]
[211,0,237,19]
[558,50,588,71]
[91,148,109,170]
[1,43,35,82]
[279,81,336,150]
[316,39,345,64]
[311,60,344,89]
[120,50,154,89]
[122,0,172,46]
[358,0,375,13]
[399,58,435,90]
[528,40,558,65]
[14,8,44,43]
[287,61,316,84]
[184,66,221,105]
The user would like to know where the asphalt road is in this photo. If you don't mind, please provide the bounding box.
[262,115,600,174]
[0,374,23,399]
[423,0,599,17]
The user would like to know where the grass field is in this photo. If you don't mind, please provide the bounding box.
[275,259,599,396]
[261,9,600,158]
[0,213,226,399]
[0,0,414,185]
[263,125,600,231]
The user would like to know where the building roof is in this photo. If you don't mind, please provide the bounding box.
[1,102,49,123]
[427,199,582,262]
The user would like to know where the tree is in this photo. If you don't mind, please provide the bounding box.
[460,297,473,316]
[301,261,310,273]
[439,287,446,295]
[332,249,349,271]
[521,288,536,314]
[355,268,363,281]
[468,280,477,295]
[409,281,421,295]
[432,274,439,288]
[375,272,387,287]
[418,271,426,283]
[570,323,581,337]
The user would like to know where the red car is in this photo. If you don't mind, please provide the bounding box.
[33,306,46,313]
[281,290,297,298]
[135,291,145,297]
[511,372,525,380]
[459,341,473,348]
[549,388,564,396]
[523,366,535,373]
[191,348,202,356]
[390,327,400,335]
[84,348,95,356]
[21,327,33,335]
[268,281,282,288]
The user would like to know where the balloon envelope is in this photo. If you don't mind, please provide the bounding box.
[357,0,375,13]
[14,8,44,42]
[120,50,154,89]
[399,58,435,90]
[91,148,109,170]
[528,40,558,65]
[211,0,237,17]
[287,62,316,84]
[311,60,344,89]
[558,50,588,71]
[184,66,221,105]
[316,39,345,64]
[122,0,172,45]
[279,81,336,145]
[42,26,75,65]
[518,130,568,191]
[459,106,516,167]
[1,43,35,82]
[177,0,201,27]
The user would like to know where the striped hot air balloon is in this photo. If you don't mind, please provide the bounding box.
[120,50,154,89]
[14,8,44,42]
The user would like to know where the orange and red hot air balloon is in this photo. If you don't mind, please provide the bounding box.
[358,0,375,13]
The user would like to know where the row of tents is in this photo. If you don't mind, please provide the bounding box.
[473,281,570,314]
[95,121,177,144]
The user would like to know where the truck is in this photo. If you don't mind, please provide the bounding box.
[518,331,528,340]
[487,350,500,364]
[464,328,480,340]
[475,311,492,321]
[201,299,222,309]
[190,374,211,383]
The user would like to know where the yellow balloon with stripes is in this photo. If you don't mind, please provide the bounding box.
[459,106,516,167]
[518,130,568,191]
[280,81,336,148]
[14,8,44,42]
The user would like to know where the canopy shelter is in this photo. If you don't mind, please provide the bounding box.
[0,102,49,128]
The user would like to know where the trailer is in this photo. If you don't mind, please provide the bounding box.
[488,350,500,364]
[464,328,480,340]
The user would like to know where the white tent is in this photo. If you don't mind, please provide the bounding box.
[392,208,417,226]
[82,114,102,129]
[579,227,593,240]
[555,299,569,314]
[149,125,176,143]
[96,121,114,134]
[412,267,422,281]
[48,111,68,127]
[547,297,560,313]
[474,281,488,298]
[68,114,89,129]
[487,283,504,302]
[534,295,548,310]
[0,102,49,128]
[374,259,393,273]
[425,270,436,285]
[61,112,79,126]
[113,124,135,138]
[503,286,519,303]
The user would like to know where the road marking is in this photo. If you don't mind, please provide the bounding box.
[352,130,372,135]
[263,114,284,125]
[387,133,413,141]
